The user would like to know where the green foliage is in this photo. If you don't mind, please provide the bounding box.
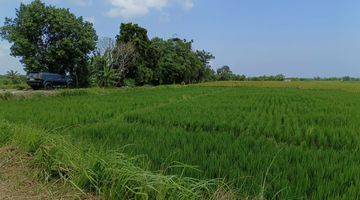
[101,23,216,86]
[196,50,216,81]
[6,70,21,84]
[0,0,97,87]
[115,23,156,85]
[123,78,136,88]
[151,38,204,84]
[90,56,118,87]
[0,74,28,90]
[247,74,285,81]
[216,65,233,81]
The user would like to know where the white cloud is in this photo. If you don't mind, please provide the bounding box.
[180,0,194,10]
[106,0,195,18]
[84,16,95,24]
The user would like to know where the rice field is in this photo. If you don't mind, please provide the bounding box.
[1,81,360,199]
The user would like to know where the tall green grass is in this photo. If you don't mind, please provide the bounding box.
[0,120,234,199]
[1,82,360,199]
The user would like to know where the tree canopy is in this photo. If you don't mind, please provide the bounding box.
[151,38,204,84]
[92,23,216,86]
[0,0,97,86]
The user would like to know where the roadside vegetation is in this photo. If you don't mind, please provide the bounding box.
[0,71,28,90]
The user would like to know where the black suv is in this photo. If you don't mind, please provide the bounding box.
[27,72,74,90]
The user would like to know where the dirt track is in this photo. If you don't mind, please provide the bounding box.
[0,89,57,95]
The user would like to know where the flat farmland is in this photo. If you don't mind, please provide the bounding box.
[1,81,360,199]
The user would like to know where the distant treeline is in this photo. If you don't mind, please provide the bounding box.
[211,66,286,81]
[210,68,360,82]
[0,0,359,88]
[292,76,360,81]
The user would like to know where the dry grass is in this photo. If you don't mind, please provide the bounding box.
[0,147,98,200]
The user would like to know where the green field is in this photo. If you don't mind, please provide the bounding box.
[1,81,360,199]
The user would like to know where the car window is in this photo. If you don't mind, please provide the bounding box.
[28,73,40,79]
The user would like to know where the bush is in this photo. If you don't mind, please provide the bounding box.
[16,84,27,90]
[123,79,136,88]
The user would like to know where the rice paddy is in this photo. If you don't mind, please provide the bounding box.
[1,81,360,199]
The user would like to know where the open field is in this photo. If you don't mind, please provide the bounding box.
[1,81,360,199]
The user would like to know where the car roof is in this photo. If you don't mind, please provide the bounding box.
[28,72,66,76]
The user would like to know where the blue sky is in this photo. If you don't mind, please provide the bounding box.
[1,0,360,77]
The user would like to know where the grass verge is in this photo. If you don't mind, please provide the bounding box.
[0,120,237,200]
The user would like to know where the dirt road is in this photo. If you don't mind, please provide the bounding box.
[0,89,58,99]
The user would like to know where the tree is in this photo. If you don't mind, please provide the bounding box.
[111,42,138,85]
[342,76,351,81]
[151,38,203,84]
[96,37,115,57]
[274,74,285,81]
[89,56,117,87]
[108,23,216,86]
[6,70,21,84]
[196,50,215,81]
[91,35,139,87]
[115,23,157,85]
[216,66,233,81]
[0,0,97,87]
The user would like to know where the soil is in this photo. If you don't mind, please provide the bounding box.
[0,147,97,200]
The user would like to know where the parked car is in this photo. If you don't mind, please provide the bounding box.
[27,72,74,90]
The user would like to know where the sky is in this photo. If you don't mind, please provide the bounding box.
[0,0,360,77]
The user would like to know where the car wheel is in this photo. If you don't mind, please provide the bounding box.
[44,82,53,90]
[67,82,74,88]
[31,86,39,90]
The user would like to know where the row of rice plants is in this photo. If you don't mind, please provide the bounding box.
[1,84,360,199]
[118,87,360,198]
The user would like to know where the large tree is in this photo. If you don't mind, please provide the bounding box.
[0,0,97,87]
[115,23,157,85]
[196,50,215,81]
[151,38,203,84]
[216,65,234,81]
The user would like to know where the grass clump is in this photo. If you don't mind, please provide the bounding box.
[0,120,234,200]
[0,91,14,100]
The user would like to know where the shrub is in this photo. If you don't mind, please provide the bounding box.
[124,79,136,88]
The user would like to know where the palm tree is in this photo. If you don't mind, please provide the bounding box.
[6,70,20,84]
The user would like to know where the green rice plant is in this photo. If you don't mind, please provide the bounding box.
[1,81,360,199]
